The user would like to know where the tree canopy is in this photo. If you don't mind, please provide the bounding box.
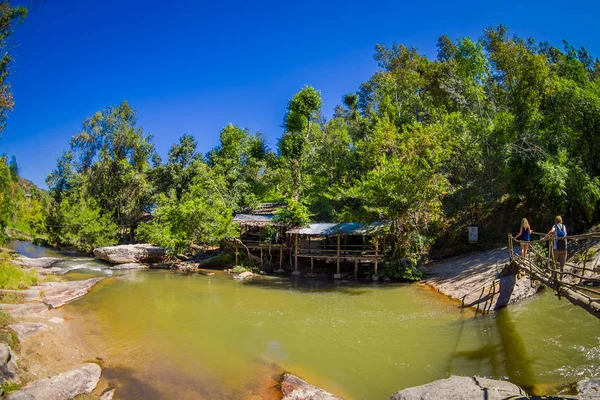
[42,26,600,258]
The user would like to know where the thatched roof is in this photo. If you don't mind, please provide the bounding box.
[233,203,287,227]
[233,213,287,227]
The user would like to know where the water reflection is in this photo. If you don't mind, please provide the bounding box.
[449,309,535,393]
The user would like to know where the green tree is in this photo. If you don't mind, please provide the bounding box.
[282,86,323,201]
[137,164,236,254]
[0,1,26,138]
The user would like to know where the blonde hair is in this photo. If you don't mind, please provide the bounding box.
[555,216,563,224]
[521,218,530,230]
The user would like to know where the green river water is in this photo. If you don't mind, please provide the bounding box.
[6,241,600,399]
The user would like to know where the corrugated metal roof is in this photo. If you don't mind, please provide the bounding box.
[286,221,389,236]
[286,223,337,235]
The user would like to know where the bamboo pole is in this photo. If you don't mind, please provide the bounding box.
[294,233,299,272]
[279,246,283,270]
[374,235,379,275]
[581,238,590,284]
[335,234,341,279]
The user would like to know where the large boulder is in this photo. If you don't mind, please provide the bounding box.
[387,376,527,400]
[280,373,343,400]
[7,363,101,400]
[11,256,63,269]
[93,244,166,264]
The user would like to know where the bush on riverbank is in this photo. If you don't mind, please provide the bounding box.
[379,258,423,281]
[0,261,38,289]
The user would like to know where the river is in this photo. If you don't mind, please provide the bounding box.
[6,241,600,399]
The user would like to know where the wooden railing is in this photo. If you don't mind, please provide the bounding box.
[508,233,600,316]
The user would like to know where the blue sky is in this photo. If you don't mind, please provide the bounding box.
[1,0,599,188]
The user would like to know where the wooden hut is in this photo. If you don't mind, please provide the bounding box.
[286,222,390,279]
[232,203,289,270]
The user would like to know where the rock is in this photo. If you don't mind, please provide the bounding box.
[577,378,600,398]
[48,317,65,324]
[422,248,540,311]
[333,273,342,279]
[0,289,41,302]
[7,363,101,400]
[233,271,254,280]
[93,244,166,264]
[291,271,302,276]
[99,388,115,400]
[383,277,391,282]
[36,277,103,308]
[0,343,19,383]
[11,256,63,269]
[107,263,150,270]
[173,262,198,272]
[274,268,286,274]
[258,270,267,275]
[387,375,527,400]
[33,267,66,276]
[8,322,49,341]
[280,373,343,400]
[372,274,380,282]
[0,303,48,318]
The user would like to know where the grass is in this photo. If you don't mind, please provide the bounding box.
[0,382,21,395]
[0,261,38,290]
[0,311,12,329]
[0,292,24,304]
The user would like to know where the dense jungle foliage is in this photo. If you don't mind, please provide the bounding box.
[4,23,600,259]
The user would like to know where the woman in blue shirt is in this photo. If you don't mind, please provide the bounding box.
[514,218,533,257]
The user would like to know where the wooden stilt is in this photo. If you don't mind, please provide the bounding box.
[294,233,299,272]
[260,247,263,269]
[335,234,341,278]
[374,235,379,275]
[354,259,358,280]
[311,257,314,276]
[279,246,283,269]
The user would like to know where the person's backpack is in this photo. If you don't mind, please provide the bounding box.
[555,224,567,250]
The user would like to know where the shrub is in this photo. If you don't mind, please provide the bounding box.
[379,258,423,281]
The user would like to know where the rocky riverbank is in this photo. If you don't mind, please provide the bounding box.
[421,247,540,312]
[280,373,600,399]
[0,252,113,399]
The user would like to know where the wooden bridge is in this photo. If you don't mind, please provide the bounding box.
[508,233,600,317]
